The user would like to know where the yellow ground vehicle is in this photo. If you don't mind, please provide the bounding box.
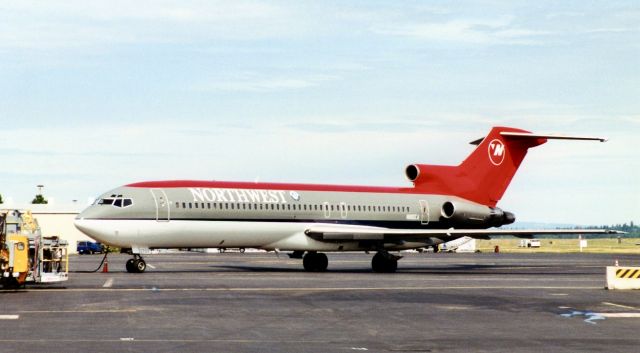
[0,209,68,289]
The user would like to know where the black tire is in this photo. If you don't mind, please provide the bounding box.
[303,253,328,272]
[372,252,397,273]
[125,259,136,273]
[303,252,317,271]
[134,259,146,273]
[315,253,328,272]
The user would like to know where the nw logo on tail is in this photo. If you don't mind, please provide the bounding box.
[488,139,505,166]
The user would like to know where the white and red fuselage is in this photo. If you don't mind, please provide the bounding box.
[74,180,512,252]
[74,126,612,272]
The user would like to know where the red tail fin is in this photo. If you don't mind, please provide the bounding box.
[407,127,547,207]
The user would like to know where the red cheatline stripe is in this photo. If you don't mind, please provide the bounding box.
[126,180,424,194]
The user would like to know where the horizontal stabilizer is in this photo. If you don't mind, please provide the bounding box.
[500,131,608,142]
[470,131,607,145]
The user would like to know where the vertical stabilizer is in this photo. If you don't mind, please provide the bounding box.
[406,126,606,206]
[408,127,546,207]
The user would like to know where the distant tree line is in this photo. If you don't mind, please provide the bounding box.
[0,193,49,205]
[546,222,640,239]
[578,222,639,238]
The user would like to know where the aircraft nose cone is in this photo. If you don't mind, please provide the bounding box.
[74,218,104,241]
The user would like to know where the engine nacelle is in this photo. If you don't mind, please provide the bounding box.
[440,200,515,227]
[405,164,426,183]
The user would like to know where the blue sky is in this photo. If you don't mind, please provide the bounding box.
[0,1,638,225]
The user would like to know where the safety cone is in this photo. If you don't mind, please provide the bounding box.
[102,257,109,273]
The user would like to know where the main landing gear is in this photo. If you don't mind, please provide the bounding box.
[371,251,402,273]
[303,251,328,272]
[297,250,402,273]
[125,254,147,273]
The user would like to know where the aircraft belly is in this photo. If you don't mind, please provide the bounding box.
[76,219,303,249]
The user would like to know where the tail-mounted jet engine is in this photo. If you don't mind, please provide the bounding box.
[440,201,515,227]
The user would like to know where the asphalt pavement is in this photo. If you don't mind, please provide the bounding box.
[1,251,639,353]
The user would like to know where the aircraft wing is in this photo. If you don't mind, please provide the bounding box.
[304,224,623,241]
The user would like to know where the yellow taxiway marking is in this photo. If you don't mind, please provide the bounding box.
[22,285,601,293]
[602,302,640,310]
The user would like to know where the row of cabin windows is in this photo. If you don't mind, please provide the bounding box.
[175,202,410,213]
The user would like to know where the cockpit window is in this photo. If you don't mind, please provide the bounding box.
[98,199,114,205]
[98,197,133,208]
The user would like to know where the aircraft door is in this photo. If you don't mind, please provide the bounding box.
[339,202,348,219]
[150,189,170,222]
[419,200,429,225]
[323,202,330,218]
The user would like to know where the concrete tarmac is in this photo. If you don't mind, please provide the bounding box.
[1,252,639,352]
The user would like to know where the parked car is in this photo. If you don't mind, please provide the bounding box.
[77,241,104,254]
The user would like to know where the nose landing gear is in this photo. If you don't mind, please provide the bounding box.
[125,255,147,273]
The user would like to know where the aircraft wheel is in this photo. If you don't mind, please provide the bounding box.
[125,259,136,273]
[303,252,328,272]
[372,252,398,273]
[134,259,146,273]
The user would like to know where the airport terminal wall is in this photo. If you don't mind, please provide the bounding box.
[7,204,92,254]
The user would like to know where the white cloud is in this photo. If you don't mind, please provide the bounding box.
[0,1,295,49]
[192,73,340,92]
[373,17,554,45]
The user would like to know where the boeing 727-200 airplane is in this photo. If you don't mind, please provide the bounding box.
[74,126,619,273]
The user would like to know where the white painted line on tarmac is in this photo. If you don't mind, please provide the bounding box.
[602,302,639,310]
[597,313,640,318]
[0,315,19,320]
[0,338,328,343]
[23,285,602,292]
[18,309,136,313]
[102,278,114,288]
[147,264,156,269]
